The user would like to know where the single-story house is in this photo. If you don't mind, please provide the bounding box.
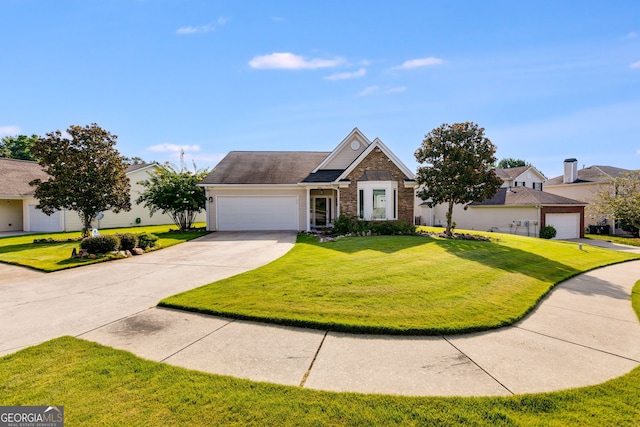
[418,165,587,239]
[544,158,634,234]
[200,128,418,231]
[0,158,204,232]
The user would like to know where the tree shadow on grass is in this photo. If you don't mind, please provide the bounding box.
[304,234,434,255]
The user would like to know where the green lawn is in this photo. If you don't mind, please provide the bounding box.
[0,223,208,272]
[586,233,640,247]
[160,229,638,334]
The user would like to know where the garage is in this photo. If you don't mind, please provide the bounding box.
[545,213,580,239]
[28,205,63,232]
[217,196,299,231]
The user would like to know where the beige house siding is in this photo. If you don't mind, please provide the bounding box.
[205,186,308,231]
[0,199,24,232]
[321,134,369,170]
[419,203,541,237]
[544,183,610,226]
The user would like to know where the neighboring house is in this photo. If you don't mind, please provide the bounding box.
[200,128,417,231]
[495,165,545,190]
[544,158,634,234]
[0,158,204,232]
[418,165,586,239]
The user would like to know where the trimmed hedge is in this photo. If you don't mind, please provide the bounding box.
[80,235,121,254]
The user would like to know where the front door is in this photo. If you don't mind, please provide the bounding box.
[312,196,331,227]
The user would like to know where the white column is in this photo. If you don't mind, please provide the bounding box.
[306,187,311,232]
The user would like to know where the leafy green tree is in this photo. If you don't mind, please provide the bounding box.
[0,134,40,161]
[29,124,131,237]
[415,122,503,237]
[497,157,528,169]
[593,171,640,236]
[136,160,209,231]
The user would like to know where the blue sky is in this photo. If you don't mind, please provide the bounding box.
[1,1,638,178]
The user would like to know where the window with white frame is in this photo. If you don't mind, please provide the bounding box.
[357,181,398,220]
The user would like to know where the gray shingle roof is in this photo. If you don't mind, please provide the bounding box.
[469,187,585,207]
[494,166,530,180]
[301,169,345,183]
[201,151,330,185]
[546,165,633,185]
[0,158,49,196]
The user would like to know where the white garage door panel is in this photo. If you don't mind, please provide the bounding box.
[546,213,580,239]
[29,206,63,232]
[217,196,298,231]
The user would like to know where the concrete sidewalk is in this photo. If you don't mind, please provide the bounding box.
[79,259,640,396]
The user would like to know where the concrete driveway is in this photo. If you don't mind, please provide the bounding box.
[0,231,296,355]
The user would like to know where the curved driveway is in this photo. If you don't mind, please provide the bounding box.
[1,233,640,397]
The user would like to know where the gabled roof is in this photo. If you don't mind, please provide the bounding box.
[201,151,330,185]
[335,137,415,182]
[494,165,546,181]
[469,187,586,207]
[545,165,633,186]
[126,163,158,173]
[0,158,49,196]
[312,127,371,172]
[301,169,344,183]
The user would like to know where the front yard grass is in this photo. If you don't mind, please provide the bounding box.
[0,224,208,272]
[160,229,639,335]
[586,233,640,247]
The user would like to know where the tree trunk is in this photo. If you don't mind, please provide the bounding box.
[445,201,454,237]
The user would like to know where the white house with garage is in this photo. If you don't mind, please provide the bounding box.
[0,158,204,232]
[417,165,587,239]
[199,128,418,232]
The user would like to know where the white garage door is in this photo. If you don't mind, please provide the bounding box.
[28,205,63,232]
[217,196,299,231]
[545,213,580,239]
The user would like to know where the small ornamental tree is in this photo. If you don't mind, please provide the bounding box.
[593,171,640,236]
[415,122,503,237]
[136,160,209,231]
[29,124,131,237]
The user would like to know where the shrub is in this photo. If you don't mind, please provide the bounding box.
[539,225,557,239]
[137,232,158,250]
[80,234,120,254]
[372,221,397,235]
[117,233,139,251]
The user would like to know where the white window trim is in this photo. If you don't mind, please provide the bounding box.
[357,181,398,221]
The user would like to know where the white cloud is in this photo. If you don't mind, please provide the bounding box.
[357,86,380,96]
[630,61,640,69]
[386,86,407,94]
[271,16,285,22]
[324,67,366,80]
[357,85,406,96]
[624,31,638,39]
[176,17,227,35]
[392,56,445,70]
[248,52,345,70]
[0,125,20,136]
[148,143,201,153]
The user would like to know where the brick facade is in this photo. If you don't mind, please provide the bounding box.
[339,149,415,223]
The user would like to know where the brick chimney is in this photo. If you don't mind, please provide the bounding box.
[563,158,578,184]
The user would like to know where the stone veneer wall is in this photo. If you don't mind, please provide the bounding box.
[340,149,415,223]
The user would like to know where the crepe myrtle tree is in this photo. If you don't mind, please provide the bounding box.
[29,124,131,237]
[136,157,209,231]
[415,122,503,237]
[593,171,640,236]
